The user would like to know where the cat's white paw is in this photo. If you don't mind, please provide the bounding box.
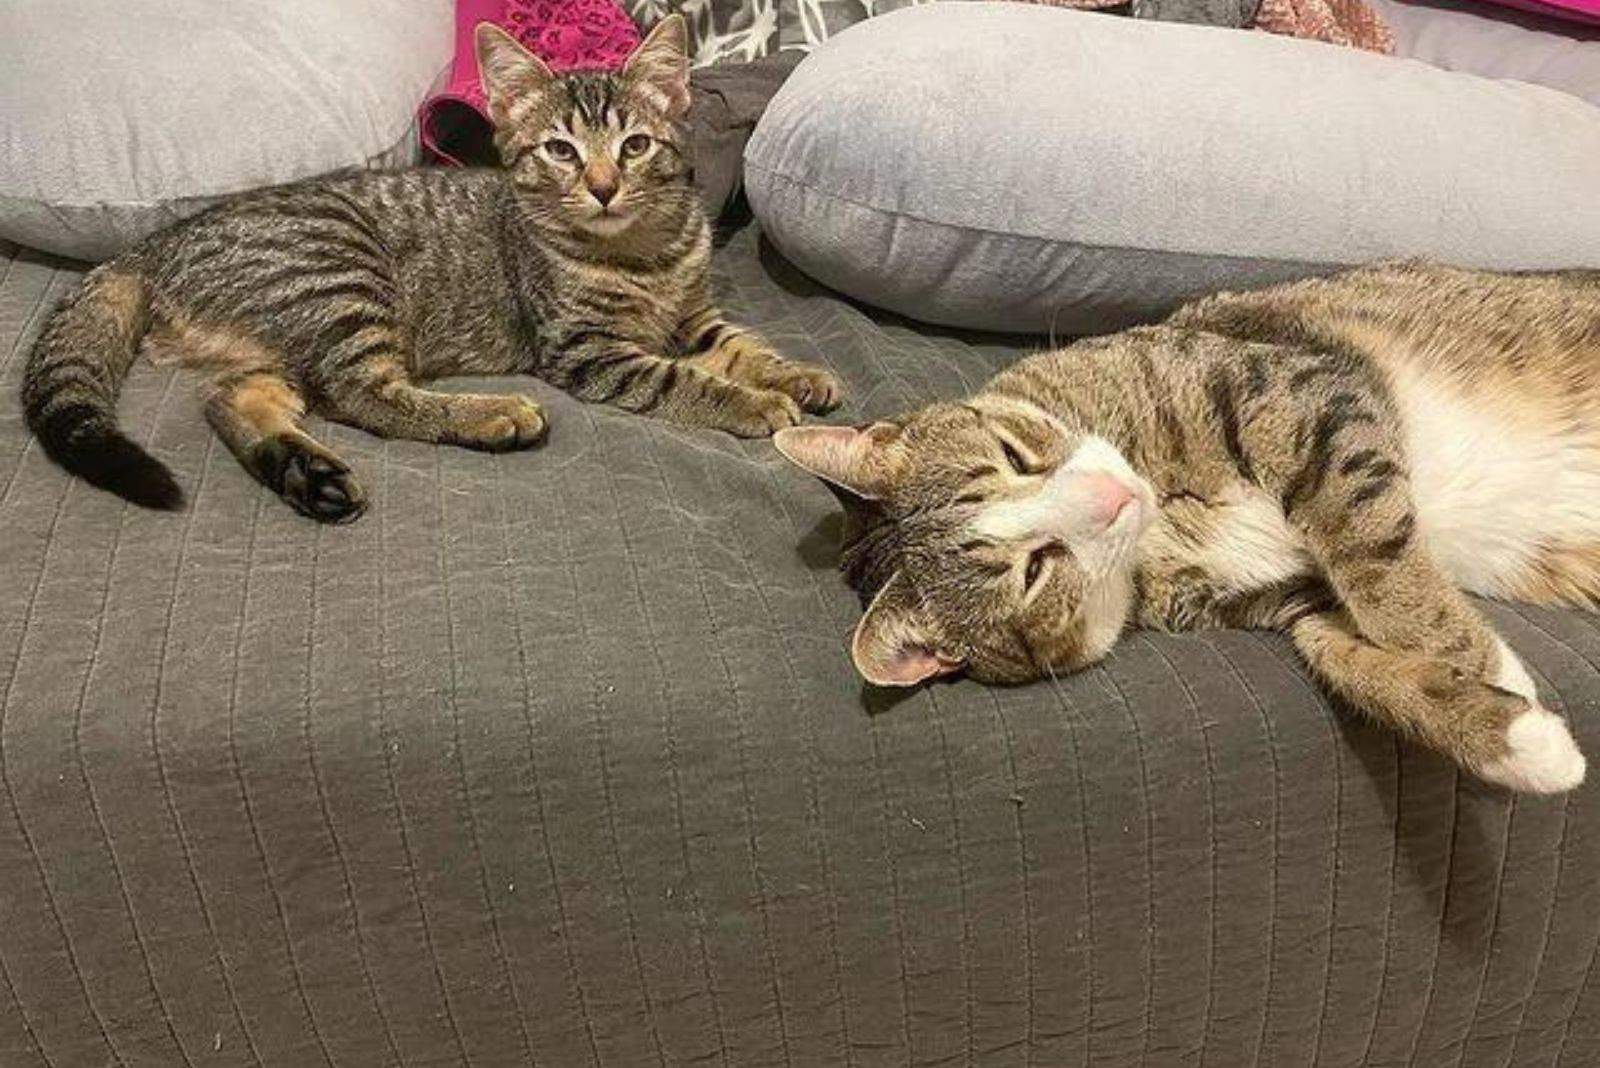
[1480,706,1587,794]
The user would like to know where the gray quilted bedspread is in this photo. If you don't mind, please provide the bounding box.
[2,224,1598,1067]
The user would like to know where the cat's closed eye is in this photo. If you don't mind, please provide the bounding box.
[1023,542,1068,593]
[999,437,1034,475]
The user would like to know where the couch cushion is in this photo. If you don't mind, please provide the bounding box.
[0,0,452,261]
[744,3,1600,334]
[1377,0,1600,105]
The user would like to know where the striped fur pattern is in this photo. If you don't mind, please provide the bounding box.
[776,264,1600,793]
[21,16,840,522]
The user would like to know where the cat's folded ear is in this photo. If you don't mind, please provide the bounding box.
[852,572,965,687]
[475,23,556,123]
[623,14,691,119]
[772,423,898,501]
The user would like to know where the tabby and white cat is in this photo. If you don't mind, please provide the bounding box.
[776,264,1599,794]
[23,16,839,522]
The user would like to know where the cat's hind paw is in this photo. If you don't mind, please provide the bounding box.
[1480,705,1587,794]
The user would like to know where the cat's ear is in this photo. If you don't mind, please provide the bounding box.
[476,23,556,121]
[772,424,897,501]
[623,14,691,119]
[851,572,964,687]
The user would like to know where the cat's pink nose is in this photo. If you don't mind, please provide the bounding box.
[1083,474,1136,528]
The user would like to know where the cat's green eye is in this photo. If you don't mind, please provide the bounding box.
[620,133,653,159]
[543,139,579,163]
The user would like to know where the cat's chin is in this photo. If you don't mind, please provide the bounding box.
[575,212,638,237]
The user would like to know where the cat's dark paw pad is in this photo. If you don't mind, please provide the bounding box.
[773,363,844,414]
[267,440,366,524]
[467,395,548,452]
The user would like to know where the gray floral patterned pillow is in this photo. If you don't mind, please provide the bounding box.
[624,0,948,64]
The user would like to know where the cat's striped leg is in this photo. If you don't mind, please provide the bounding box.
[204,371,366,523]
[316,342,547,452]
[677,309,842,414]
[1290,608,1585,793]
[548,330,800,437]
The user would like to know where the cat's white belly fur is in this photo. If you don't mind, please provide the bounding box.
[1394,369,1600,599]
[1181,369,1600,604]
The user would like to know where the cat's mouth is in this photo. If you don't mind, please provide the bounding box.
[578,209,635,235]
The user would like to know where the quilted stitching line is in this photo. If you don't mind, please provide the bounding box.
[0,955,51,1067]
[302,502,406,1066]
[900,682,980,1067]
[225,492,338,1068]
[1406,772,1463,1067]
[1355,745,1405,1068]
[1506,608,1600,1068]
[976,684,1037,1068]
[590,404,791,1068]
[0,477,129,1068]
[0,266,70,511]
[1196,636,1283,1068]
[721,256,861,1067]
[1249,637,1348,1068]
[494,455,606,1068]
[147,435,267,1067]
[0,261,60,378]
[1136,633,1218,1068]
[1034,665,1095,1067]
[640,424,798,1067]
[1088,660,1158,1068]
[374,445,475,1065]
[577,418,696,1068]
[429,447,540,1066]
[68,376,198,1067]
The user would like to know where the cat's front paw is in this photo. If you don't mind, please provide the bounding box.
[1479,702,1587,794]
[455,394,549,452]
[770,362,844,414]
[723,389,802,438]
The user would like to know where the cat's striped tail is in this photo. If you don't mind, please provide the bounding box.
[21,261,183,510]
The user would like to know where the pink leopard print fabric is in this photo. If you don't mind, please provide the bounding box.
[506,0,643,72]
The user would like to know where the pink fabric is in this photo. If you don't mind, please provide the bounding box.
[420,0,642,165]
[1254,0,1395,51]
[1464,0,1600,24]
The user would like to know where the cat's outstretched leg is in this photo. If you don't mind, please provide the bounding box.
[676,309,843,414]
[546,330,801,436]
[318,357,548,453]
[1211,345,1584,790]
[204,371,366,523]
[1290,608,1585,793]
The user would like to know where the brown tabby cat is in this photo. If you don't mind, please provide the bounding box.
[22,16,839,522]
[776,264,1600,794]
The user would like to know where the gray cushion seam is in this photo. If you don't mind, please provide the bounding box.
[746,160,1357,269]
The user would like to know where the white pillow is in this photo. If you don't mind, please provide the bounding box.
[745,4,1600,335]
[0,0,452,260]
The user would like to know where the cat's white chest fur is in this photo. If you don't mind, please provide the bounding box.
[1190,489,1312,595]
[1393,369,1600,599]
